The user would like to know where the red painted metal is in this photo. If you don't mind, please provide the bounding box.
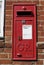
[12,3,36,60]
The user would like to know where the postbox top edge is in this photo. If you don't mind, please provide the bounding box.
[13,3,36,6]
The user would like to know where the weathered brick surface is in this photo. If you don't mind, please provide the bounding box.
[4,48,12,53]
[0,0,44,65]
[38,49,43,53]
[0,60,12,64]
[0,54,8,58]
[5,43,12,48]
[38,44,44,49]
[36,60,43,65]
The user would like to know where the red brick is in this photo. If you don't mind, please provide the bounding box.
[5,20,12,26]
[37,6,44,10]
[38,31,41,36]
[5,36,11,43]
[40,1,44,5]
[21,62,35,65]
[0,48,4,52]
[38,54,44,59]
[38,16,44,20]
[0,60,12,64]
[0,54,8,58]
[38,49,43,53]
[38,44,44,49]
[6,6,12,10]
[38,11,44,15]
[36,60,43,64]
[6,10,12,15]
[5,26,11,31]
[21,1,33,3]
[41,31,44,36]
[33,1,39,5]
[43,49,44,53]
[5,43,12,48]
[6,1,14,5]
[0,41,5,48]
[9,53,12,58]
[5,16,12,20]
[5,41,12,44]
[38,31,44,36]
[13,61,35,65]
[5,31,12,36]
[38,21,44,26]
[38,27,43,31]
[4,48,12,53]
[38,38,44,42]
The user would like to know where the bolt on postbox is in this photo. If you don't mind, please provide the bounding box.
[12,3,36,60]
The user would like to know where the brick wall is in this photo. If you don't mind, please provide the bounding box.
[0,0,44,65]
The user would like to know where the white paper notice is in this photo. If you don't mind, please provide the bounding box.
[22,25,32,39]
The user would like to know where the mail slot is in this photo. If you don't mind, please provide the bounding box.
[17,11,34,16]
[12,3,36,60]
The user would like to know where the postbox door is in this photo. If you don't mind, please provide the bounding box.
[13,20,36,60]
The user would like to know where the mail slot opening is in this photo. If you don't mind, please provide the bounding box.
[17,11,34,17]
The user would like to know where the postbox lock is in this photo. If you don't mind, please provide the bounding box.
[22,20,26,24]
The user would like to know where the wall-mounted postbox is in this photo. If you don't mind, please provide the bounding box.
[12,3,36,60]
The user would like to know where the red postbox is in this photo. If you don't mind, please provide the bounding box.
[12,3,36,60]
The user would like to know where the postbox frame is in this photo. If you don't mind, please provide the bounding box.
[12,3,36,60]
